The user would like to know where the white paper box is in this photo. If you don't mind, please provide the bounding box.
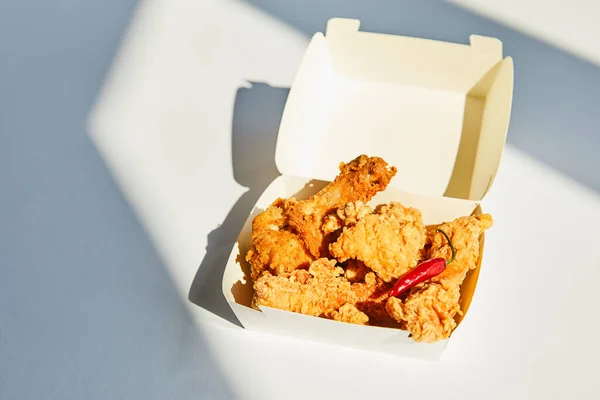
[218,18,513,360]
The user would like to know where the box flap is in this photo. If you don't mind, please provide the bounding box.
[275,18,513,200]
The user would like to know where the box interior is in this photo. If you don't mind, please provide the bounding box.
[275,18,513,201]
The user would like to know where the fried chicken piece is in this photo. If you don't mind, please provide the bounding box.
[322,201,373,237]
[322,214,343,236]
[330,202,427,282]
[332,303,369,325]
[253,258,357,317]
[386,282,461,342]
[246,198,313,281]
[353,271,397,326]
[343,259,371,282]
[253,259,393,323]
[286,155,397,258]
[337,201,374,226]
[429,214,494,283]
[351,271,389,303]
[386,213,493,342]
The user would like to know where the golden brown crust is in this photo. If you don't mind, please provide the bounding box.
[386,282,461,343]
[330,202,426,282]
[343,259,371,283]
[331,303,369,325]
[352,272,396,326]
[429,214,493,283]
[246,198,314,281]
[253,260,393,323]
[253,259,356,317]
[285,155,397,258]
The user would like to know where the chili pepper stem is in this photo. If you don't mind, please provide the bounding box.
[435,228,455,265]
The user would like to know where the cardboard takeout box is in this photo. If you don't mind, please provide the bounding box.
[219,18,513,360]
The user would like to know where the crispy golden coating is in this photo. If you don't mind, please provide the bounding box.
[332,303,369,325]
[253,258,356,317]
[429,214,493,283]
[343,259,371,282]
[253,259,392,322]
[286,155,397,258]
[353,271,396,326]
[351,271,389,303]
[321,201,373,237]
[386,282,461,343]
[321,214,343,236]
[386,214,493,341]
[336,201,374,226]
[330,202,427,282]
[246,198,313,281]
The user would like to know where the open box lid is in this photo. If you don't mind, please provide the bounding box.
[275,18,513,201]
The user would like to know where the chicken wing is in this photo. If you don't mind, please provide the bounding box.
[246,198,314,281]
[286,155,397,258]
[330,202,427,282]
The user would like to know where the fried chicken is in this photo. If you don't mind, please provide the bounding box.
[253,258,392,324]
[321,200,372,239]
[285,155,397,258]
[429,214,494,284]
[330,202,427,282]
[386,282,461,342]
[343,259,370,282]
[339,259,397,325]
[334,201,374,227]
[244,152,495,343]
[332,303,369,325]
[353,271,396,326]
[385,213,493,342]
[246,198,313,281]
[253,258,356,317]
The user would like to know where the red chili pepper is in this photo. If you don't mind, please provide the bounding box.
[388,229,455,298]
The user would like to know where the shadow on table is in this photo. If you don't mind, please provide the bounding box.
[0,0,236,398]
[247,0,600,194]
[188,82,289,326]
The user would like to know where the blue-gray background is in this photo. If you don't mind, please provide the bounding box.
[1,0,598,399]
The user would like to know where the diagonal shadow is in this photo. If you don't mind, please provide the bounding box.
[188,82,289,326]
[246,0,600,194]
[1,0,235,398]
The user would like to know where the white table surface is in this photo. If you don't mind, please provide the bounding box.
[450,0,600,68]
[3,0,600,398]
